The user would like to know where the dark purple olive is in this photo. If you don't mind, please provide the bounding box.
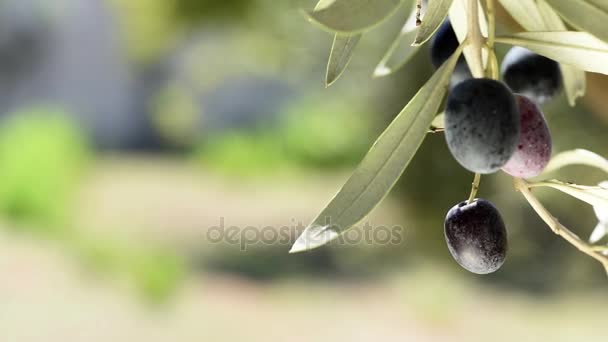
[501,47,562,105]
[429,20,471,88]
[444,78,520,173]
[444,198,508,274]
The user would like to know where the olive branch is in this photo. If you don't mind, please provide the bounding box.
[291,0,608,277]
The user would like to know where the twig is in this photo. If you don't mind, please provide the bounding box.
[514,178,608,275]
[467,173,481,204]
[467,0,485,77]
[486,0,495,48]
[484,0,499,79]
[486,51,499,79]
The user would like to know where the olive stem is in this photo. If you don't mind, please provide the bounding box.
[486,0,495,48]
[467,173,481,204]
[483,0,499,80]
[466,0,485,78]
[514,177,608,276]
[486,51,499,79]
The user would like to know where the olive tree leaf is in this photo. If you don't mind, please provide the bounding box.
[587,0,608,12]
[495,32,608,75]
[544,0,608,44]
[325,34,362,87]
[374,32,420,77]
[413,0,453,46]
[374,4,421,77]
[315,0,361,86]
[314,0,335,10]
[536,0,566,28]
[289,45,464,253]
[305,0,404,34]
[448,0,488,72]
[529,180,608,208]
[589,222,608,244]
[559,64,587,106]
[497,0,546,31]
[590,181,608,243]
[535,0,587,106]
[543,149,608,174]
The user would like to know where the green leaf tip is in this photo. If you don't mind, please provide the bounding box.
[412,0,453,46]
[325,34,362,87]
[289,225,339,253]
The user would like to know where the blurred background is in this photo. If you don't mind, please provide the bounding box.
[0,0,606,340]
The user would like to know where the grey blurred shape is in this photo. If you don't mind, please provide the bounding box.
[0,0,149,149]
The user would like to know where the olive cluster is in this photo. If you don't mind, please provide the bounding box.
[430,20,558,274]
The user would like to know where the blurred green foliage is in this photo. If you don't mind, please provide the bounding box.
[194,97,373,176]
[174,0,255,24]
[152,83,200,147]
[131,250,184,303]
[281,99,372,168]
[108,0,275,64]
[108,0,177,64]
[0,108,184,302]
[0,108,89,229]
[71,233,185,303]
[197,132,287,176]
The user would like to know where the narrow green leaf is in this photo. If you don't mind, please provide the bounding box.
[536,0,587,106]
[374,4,420,77]
[559,64,587,106]
[544,0,608,44]
[325,34,362,87]
[495,32,608,75]
[497,0,545,31]
[305,0,404,34]
[290,45,464,253]
[413,0,453,46]
[589,222,608,243]
[529,180,608,208]
[374,31,420,77]
[591,181,608,244]
[448,0,488,72]
[536,0,566,28]
[587,0,608,12]
[314,0,335,11]
[543,149,608,174]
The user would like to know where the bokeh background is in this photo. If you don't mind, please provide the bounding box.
[0,0,606,340]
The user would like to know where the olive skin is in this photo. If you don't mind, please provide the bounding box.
[444,78,520,174]
[430,20,459,69]
[501,47,562,105]
[444,199,508,274]
[429,20,471,87]
[502,95,552,178]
